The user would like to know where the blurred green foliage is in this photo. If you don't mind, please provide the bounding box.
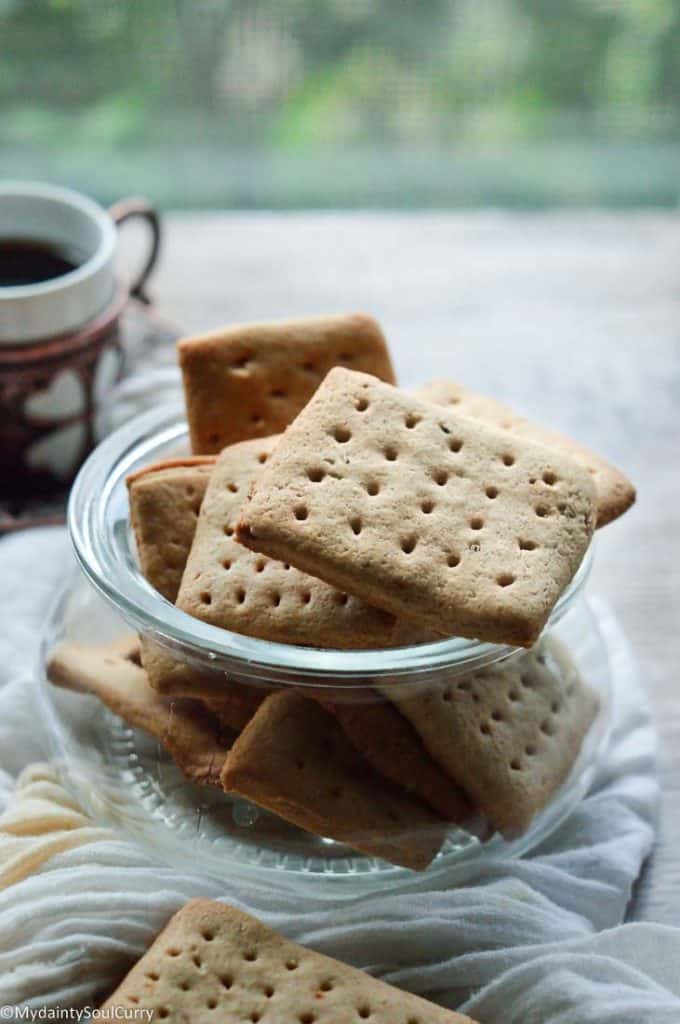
[2,0,680,206]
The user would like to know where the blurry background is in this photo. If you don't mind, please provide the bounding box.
[2,0,680,209]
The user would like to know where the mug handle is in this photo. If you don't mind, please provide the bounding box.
[108,198,162,305]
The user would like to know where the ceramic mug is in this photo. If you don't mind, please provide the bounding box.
[0,182,161,499]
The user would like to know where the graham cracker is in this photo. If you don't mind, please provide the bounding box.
[148,436,434,703]
[417,378,635,528]
[47,638,231,787]
[179,313,396,454]
[127,457,216,602]
[221,692,448,870]
[321,696,475,825]
[237,368,597,647]
[102,899,476,1021]
[380,638,599,836]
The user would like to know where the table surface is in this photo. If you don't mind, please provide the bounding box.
[150,211,679,925]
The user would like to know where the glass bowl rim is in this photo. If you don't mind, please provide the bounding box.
[68,403,595,682]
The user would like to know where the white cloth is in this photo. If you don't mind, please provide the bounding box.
[0,527,679,1022]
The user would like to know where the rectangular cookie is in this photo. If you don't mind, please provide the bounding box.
[380,637,599,836]
[147,436,434,702]
[127,456,216,602]
[221,691,448,870]
[320,696,476,826]
[102,899,476,1021]
[179,312,396,454]
[417,378,635,528]
[47,638,231,787]
[237,368,597,647]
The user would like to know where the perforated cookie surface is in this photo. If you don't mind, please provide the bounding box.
[417,378,634,528]
[237,368,597,647]
[221,691,448,870]
[179,312,396,454]
[169,435,434,673]
[102,899,477,1021]
[127,457,216,602]
[381,638,599,835]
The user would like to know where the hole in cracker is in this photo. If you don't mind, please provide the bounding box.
[384,445,398,461]
[551,700,561,714]
[458,680,471,692]
[442,689,452,701]
[447,552,460,568]
[255,559,266,572]
[307,467,325,482]
[244,949,257,962]
[335,592,349,606]
[587,466,597,475]
[502,453,515,466]
[486,486,499,499]
[250,1014,261,1023]
[439,422,451,435]
[179,981,191,992]
[509,689,520,702]
[519,539,536,551]
[510,758,521,771]
[366,480,380,496]
[207,998,218,1009]
[449,438,463,453]
[286,959,299,971]
[405,412,421,429]
[358,1007,371,1019]
[491,710,505,722]
[192,954,202,968]
[271,591,281,607]
[301,590,312,605]
[333,426,351,443]
[497,573,515,588]
[541,719,554,736]
[401,534,417,554]
[543,470,557,486]
[535,505,549,517]
[421,499,435,514]
[350,516,363,536]
[294,505,309,521]
[236,587,246,604]
[226,481,238,493]
[319,980,334,992]
[434,470,448,486]
[480,723,491,735]
[220,975,233,990]
[355,396,369,412]
[166,948,180,957]
[128,995,139,1003]
[258,452,268,464]
[148,971,160,980]
[520,674,533,688]
[470,516,484,530]
[299,1013,316,1023]
[264,985,275,997]
[158,1009,169,1020]
[200,591,212,605]
[223,525,234,536]
[525,744,537,756]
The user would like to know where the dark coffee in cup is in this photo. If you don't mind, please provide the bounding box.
[0,237,83,287]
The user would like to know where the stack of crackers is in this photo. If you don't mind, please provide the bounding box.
[49,313,634,871]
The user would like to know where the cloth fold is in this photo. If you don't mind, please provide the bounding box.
[0,527,678,1022]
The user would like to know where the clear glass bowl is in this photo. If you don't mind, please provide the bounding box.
[38,405,613,894]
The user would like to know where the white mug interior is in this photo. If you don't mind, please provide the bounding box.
[0,182,117,345]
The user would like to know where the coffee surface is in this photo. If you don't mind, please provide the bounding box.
[0,238,80,287]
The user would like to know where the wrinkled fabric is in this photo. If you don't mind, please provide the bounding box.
[0,527,677,1022]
